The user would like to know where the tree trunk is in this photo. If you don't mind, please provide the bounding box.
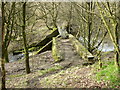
[114,23,119,67]
[115,2,120,67]
[1,2,6,89]
[4,48,9,63]
[67,2,72,34]
[22,2,30,74]
[97,2,120,68]
[87,2,92,52]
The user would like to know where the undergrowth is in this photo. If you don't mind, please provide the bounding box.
[95,60,120,88]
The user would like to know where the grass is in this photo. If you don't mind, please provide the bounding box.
[39,65,63,74]
[6,64,63,88]
[95,61,120,88]
[8,74,25,78]
[40,66,83,88]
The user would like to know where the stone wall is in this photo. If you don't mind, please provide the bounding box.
[52,37,63,62]
[69,34,94,61]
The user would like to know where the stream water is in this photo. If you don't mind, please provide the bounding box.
[9,52,34,62]
[9,53,24,62]
[98,39,120,52]
[79,36,120,52]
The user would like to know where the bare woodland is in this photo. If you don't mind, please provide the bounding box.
[0,1,120,89]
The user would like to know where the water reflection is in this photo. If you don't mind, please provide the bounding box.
[98,42,114,52]
[9,53,24,62]
[9,52,34,62]
[79,36,117,52]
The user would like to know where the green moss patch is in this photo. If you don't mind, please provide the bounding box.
[52,37,63,62]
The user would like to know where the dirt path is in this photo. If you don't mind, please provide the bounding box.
[58,39,85,66]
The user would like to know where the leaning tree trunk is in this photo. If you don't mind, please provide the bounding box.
[22,2,30,74]
[1,2,6,89]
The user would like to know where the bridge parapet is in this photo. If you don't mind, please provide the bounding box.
[69,34,94,61]
[52,37,64,62]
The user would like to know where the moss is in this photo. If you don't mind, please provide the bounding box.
[8,74,24,78]
[28,47,40,52]
[48,65,63,72]
[52,27,57,31]
[52,37,63,62]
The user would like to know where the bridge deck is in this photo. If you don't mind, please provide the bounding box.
[57,38,86,66]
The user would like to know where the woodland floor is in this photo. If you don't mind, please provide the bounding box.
[0,39,115,88]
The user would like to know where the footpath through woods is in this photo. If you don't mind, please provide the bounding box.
[57,38,85,66]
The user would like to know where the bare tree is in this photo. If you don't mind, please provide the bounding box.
[73,2,107,53]
[22,2,30,74]
[97,2,120,68]
[4,2,16,63]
